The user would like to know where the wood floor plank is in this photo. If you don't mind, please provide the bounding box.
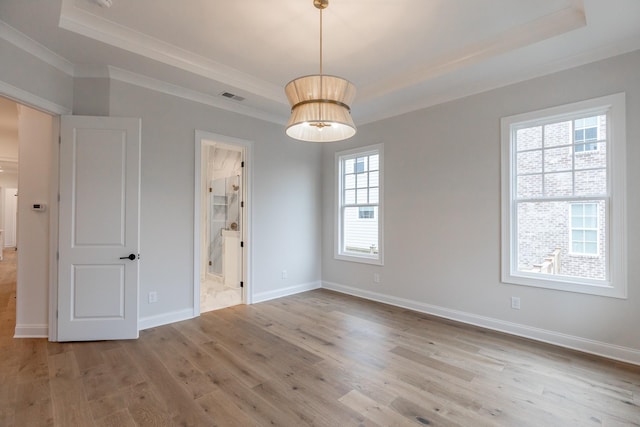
[1,242,639,427]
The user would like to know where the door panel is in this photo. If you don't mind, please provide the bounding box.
[58,116,141,341]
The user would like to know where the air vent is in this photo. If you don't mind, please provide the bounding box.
[220,92,245,102]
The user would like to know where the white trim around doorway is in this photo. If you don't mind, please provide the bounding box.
[194,130,253,317]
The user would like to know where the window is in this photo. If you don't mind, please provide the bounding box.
[336,144,383,265]
[501,93,626,298]
[570,203,598,255]
[574,117,598,152]
[359,207,375,219]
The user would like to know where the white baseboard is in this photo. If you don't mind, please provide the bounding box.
[322,281,640,366]
[138,308,193,331]
[14,324,48,338]
[253,281,321,304]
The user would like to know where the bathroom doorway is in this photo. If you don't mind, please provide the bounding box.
[199,140,245,312]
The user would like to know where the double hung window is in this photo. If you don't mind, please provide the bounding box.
[336,144,383,265]
[501,94,626,298]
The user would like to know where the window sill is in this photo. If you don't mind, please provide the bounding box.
[335,252,383,266]
[502,271,626,299]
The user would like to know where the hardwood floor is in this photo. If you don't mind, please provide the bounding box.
[1,251,639,426]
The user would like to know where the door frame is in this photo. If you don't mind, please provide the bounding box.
[0,81,69,341]
[194,130,253,316]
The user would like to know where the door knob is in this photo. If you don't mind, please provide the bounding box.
[119,254,137,260]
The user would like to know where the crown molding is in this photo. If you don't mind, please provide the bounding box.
[0,81,71,115]
[357,38,640,126]
[106,66,286,125]
[58,0,286,105]
[0,20,75,76]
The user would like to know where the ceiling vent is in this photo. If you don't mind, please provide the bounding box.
[220,92,245,102]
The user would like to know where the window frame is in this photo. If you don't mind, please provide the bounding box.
[335,143,384,265]
[500,93,627,298]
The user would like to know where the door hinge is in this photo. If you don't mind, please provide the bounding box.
[240,241,244,248]
[208,261,212,266]
[56,309,58,319]
[241,161,245,168]
[209,187,212,193]
[240,281,244,288]
[241,201,244,208]
[58,193,60,202]
[56,251,59,261]
[58,136,61,144]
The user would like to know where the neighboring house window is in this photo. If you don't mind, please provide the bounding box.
[574,117,598,152]
[501,93,626,298]
[359,207,375,219]
[570,203,598,255]
[336,144,383,265]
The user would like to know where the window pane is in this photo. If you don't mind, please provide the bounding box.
[585,242,597,254]
[517,174,542,198]
[344,174,356,189]
[369,187,379,204]
[575,169,606,196]
[369,171,379,187]
[544,172,573,197]
[572,217,584,228]
[544,146,572,172]
[345,159,355,174]
[572,242,583,252]
[356,173,368,188]
[343,206,378,255]
[517,151,542,174]
[345,189,355,204]
[584,217,597,228]
[575,142,606,169]
[369,155,379,171]
[516,126,542,151]
[357,189,368,204]
[356,157,368,173]
[584,203,597,215]
[544,121,571,147]
[585,230,597,242]
[572,230,583,241]
[585,127,597,141]
[571,204,583,215]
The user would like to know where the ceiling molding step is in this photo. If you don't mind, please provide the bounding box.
[106,66,286,125]
[357,4,586,102]
[0,80,72,115]
[58,0,286,105]
[73,64,111,79]
[0,20,75,76]
[358,38,640,127]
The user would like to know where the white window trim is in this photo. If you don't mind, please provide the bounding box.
[500,93,627,298]
[335,143,384,265]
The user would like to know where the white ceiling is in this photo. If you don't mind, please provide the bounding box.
[1,0,639,126]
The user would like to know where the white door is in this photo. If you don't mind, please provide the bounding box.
[58,116,141,341]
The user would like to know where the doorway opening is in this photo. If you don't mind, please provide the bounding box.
[0,94,55,339]
[197,137,247,313]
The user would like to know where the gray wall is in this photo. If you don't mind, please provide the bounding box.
[322,50,640,359]
[0,37,73,111]
[107,81,323,321]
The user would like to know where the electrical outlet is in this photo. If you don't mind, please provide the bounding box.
[282,270,288,280]
[148,291,158,304]
[511,296,521,310]
[373,273,380,283]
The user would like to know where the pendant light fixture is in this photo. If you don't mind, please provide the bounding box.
[285,0,356,142]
